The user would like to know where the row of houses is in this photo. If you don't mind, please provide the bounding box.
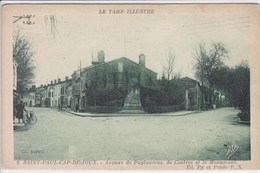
[19,51,227,112]
[21,77,72,108]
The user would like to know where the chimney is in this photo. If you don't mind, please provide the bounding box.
[98,50,105,63]
[118,62,123,72]
[51,81,53,85]
[65,76,69,81]
[32,85,36,89]
[139,53,145,67]
[58,78,61,83]
[54,79,57,84]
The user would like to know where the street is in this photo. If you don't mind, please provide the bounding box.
[14,107,250,160]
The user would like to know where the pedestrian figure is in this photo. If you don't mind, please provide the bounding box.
[58,98,63,111]
[58,102,60,111]
[75,102,79,112]
[13,104,16,123]
[16,100,26,123]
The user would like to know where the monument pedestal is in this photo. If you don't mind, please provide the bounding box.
[121,88,145,114]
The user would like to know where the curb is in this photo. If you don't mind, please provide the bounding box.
[68,111,199,117]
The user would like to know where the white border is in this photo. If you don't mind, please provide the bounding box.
[1,1,259,173]
[0,0,260,4]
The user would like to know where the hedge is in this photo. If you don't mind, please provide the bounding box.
[84,105,185,114]
[85,106,122,113]
[143,104,185,113]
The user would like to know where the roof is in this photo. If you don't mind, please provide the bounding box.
[76,57,158,76]
[119,57,158,75]
[171,77,214,93]
[178,76,199,84]
[23,78,73,94]
[46,78,72,87]
[180,77,213,92]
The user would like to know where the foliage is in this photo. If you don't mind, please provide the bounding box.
[85,87,127,107]
[210,61,250,119]
[231,62,250,115]
[193,42,229,87]
[140,87,158,107]
[143,105,185,114]
[13,30,35,94]
[84,64,128,107]
[85,106,122,113]
[153,78,185,106]
[193,42,228,109]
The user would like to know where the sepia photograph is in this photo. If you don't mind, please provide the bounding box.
[2,3,260,170]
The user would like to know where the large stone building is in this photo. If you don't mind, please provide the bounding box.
[71,51,159,112]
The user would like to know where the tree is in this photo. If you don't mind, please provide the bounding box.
[158,51,183,106]
[193,42,228,87]
[193,42,228,109]
[13,30,35,94]
[162,51,176,80]
[232,62,250,119]
[211,62,250,120]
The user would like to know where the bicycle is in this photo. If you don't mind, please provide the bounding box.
[23,111,37,125]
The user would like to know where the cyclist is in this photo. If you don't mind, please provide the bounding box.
[16,100,27,124]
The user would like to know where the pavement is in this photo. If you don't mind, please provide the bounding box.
[14,107,250,160]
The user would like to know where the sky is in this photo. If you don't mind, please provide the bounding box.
[14,6,249,87]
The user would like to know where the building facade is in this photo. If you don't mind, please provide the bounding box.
[174,77,215,110]
[13,60,18,119]
[21,77,72,108]
[70,52,158,112]
[21,86,36,107]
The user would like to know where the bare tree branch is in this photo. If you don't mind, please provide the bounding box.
[193,42,229,87]
[13,29,35,93]
[162,51,176,80]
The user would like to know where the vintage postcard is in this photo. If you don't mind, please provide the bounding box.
[1,3,260,171]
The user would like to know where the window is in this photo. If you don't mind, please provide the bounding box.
[61,87,64,95]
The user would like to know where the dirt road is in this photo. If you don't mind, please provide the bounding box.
[14,107,250,160]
